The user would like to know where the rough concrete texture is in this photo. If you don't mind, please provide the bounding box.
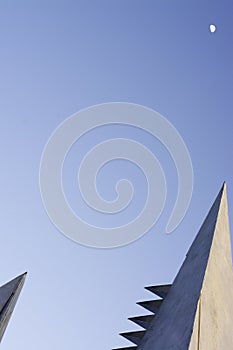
[189,184,233,349]
[0,273,27,343]
[137,183,233,349]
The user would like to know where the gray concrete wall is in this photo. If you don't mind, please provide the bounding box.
[138,184,233,349]
[189,186,233,349]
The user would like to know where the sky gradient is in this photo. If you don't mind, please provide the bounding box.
[0,1,233,349]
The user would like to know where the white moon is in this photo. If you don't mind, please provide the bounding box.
[210,24,216,33]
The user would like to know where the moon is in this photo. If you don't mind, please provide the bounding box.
[210,24,216,33]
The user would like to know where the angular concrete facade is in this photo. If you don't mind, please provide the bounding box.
[114,183,233,349]
[0,273,27,343]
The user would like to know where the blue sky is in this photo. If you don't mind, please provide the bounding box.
[0,1,233,349]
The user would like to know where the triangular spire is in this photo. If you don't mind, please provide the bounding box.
[138,183,233,349]
[114,183,233,349]
[0,273,27,343]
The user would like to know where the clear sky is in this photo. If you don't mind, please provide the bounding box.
[0,1,233,349]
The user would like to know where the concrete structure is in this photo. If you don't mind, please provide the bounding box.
[0,272,26,343]
[114,183,233,349]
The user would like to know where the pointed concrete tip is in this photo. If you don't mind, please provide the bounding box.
[128,314,154,329]
[136,299,163,313]
[112,347,137,350]
[221,181,226,192]
[0,272,27,343]
[144,284,171,298]
[2,272,27,287]
[17,272,27,280]
[19,272,27,282]
[120,330,145,345]
[0,272,27,288]
[221,181,226,191]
